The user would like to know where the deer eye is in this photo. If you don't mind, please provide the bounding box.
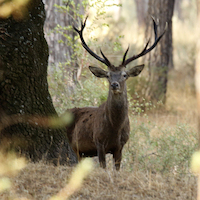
[123,74,127,78]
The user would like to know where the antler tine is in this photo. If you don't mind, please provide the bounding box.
[74,16,111,67]
[122,46,129,65]
[124,18,166,66]
[100,49,111,66]
[151,17,157,41]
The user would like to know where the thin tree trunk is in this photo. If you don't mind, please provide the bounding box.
[134,0,148,27]
[195,1,200,198]
[196,0,200,149]
[145,0,175,104]
[0,0,77,165]
[174,0,183,20]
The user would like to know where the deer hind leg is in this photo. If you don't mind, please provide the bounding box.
[97,144,106,168]
[113,148,122,171]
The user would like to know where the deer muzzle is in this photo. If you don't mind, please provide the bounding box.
[111,81,120,93]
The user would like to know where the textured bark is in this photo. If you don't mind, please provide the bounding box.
[0,0,77,165]
[43,0,83,92]
[196,1,200,198]
[145,0,175,104]
[134,0,148,27]
[196,0,200,146]
[196,14,200,200]
[174,0,183,20]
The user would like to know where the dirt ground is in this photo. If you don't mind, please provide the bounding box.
[0,161,197,200]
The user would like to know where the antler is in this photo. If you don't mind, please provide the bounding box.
[122,17,167,66]
[74,16,111,67]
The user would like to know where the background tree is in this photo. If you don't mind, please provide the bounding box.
[0,0,77,165]
[174,0,183,20]
[196,0,200,144]
[134,0,148,27]
[193,0,200,198]
[43,0,84,93]
[145,0,175,104]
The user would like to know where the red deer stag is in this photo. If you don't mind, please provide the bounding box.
[66,17,165,170]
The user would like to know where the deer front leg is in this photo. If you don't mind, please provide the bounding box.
[113,148,122,171]
[97,144,106,168]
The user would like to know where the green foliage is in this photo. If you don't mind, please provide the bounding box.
[52,0,123,65]
[48,69,108,114]
[68,78,108,108]
[48,0,125,115]
[47,0,198,177]
[123,121,198,174]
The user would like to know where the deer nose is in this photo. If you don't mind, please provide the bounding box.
[111,81,119,90]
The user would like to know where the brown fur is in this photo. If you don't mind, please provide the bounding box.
[67,17,165,170]
[66,65,144,170]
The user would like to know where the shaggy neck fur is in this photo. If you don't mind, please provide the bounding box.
[105,83,128,129]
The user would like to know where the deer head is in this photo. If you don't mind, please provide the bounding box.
[88,65,144,94]
[74,16,166,95]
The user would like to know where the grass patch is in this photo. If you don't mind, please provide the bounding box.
[122,119,198,174]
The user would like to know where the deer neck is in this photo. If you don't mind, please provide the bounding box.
[105,85,128,127]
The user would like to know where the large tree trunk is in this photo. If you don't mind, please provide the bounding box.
[0,0,77,165]
[146,0,175,104]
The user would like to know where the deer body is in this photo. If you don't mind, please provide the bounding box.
[66,17,165,170]
[67,66,144,170]
[67,100,129,166]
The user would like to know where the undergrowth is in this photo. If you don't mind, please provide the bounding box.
[122,119,198,174]
[49,68,198,175]
[46,0,198,177]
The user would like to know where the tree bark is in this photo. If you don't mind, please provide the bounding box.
[196,0,200,146]
[174,0,183,20]
[43,0,83,93]
[145,0,175,104]
[0,0,77,165]
[134,0,148,27]
[195,1,200,198]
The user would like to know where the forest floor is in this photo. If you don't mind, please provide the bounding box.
[1,72,198,200]
[0,161,197,200]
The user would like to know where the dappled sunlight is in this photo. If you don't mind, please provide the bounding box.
[0,151,26,194]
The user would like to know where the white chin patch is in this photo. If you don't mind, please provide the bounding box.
[112,89,121,94]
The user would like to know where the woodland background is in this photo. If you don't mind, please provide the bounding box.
[0,0,200,199]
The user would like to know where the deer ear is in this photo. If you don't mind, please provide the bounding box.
[127,64,145,77]
[89,66,108,78]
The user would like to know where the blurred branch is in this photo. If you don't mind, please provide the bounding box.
[50,158,93,200]
[0,112,73,131]
[0,0,30,20]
